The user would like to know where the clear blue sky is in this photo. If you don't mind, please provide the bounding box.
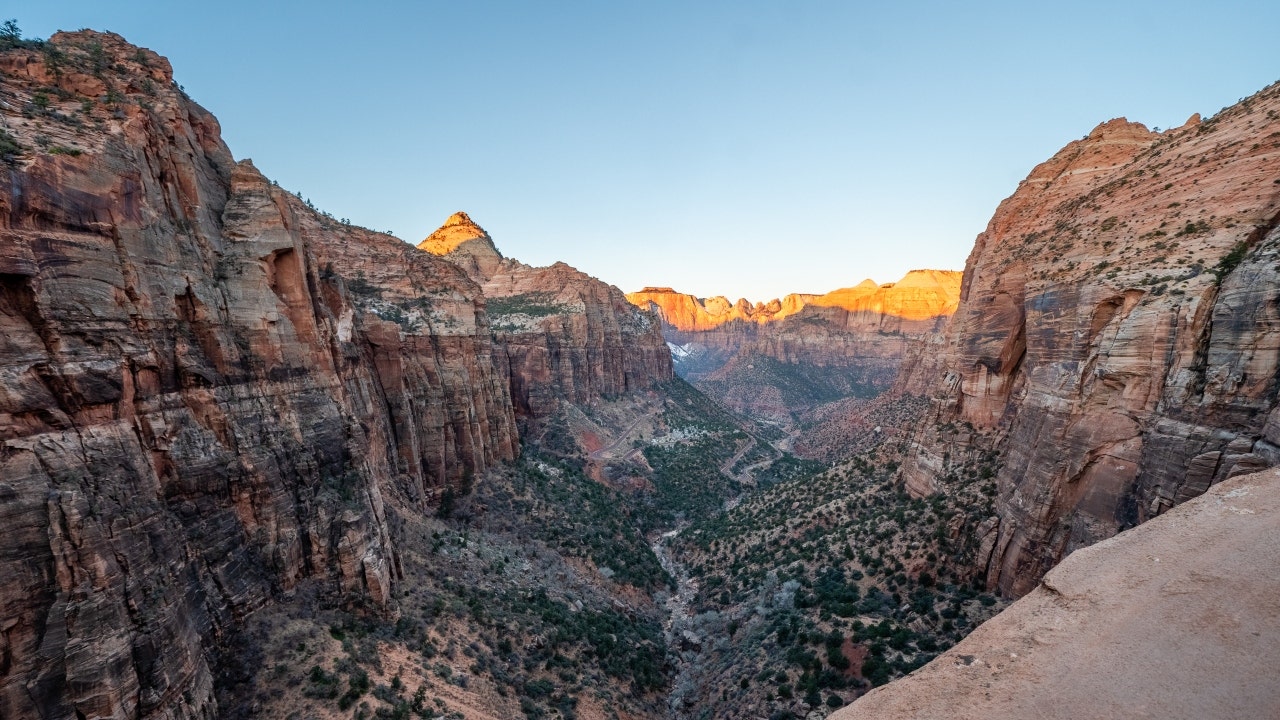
[20,2,1280,300]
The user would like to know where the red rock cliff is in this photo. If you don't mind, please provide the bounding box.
[753,270,962,361]
[627,270,960,334]
[900,85,1280,596]
[625,272,960,420]
[419,213,674,417]
[628,272,959,365]
[0,32,517,719]
[625,287,814,332]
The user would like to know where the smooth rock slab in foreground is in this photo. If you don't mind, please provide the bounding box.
[831,467,1280,720]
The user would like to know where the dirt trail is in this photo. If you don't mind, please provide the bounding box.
[587,410,655,461]
[720,433,784,486]
[719,437,754,477]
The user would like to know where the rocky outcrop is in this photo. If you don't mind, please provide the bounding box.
[419,214,673,417]
[0,32,517,719]
[900,83,1280,596]
[630,272,960,371]
[418,211,505,279]
[751,270,961,365]
[830,468,1280,720]
[627,272,960,421]
[627,270,960,337]
[625,287,814,332]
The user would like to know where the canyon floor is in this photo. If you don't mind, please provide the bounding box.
[221,382,1013,720]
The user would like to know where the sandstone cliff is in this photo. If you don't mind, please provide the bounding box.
[900,84,1280,595]
[830,468,1280,720]
[625,286,814,332]
[627,270,959,337]
[749,270,961,367]
[627,272,960,423]
[0,32,517,719]
[628,272,960,371]
[419,213,673,417]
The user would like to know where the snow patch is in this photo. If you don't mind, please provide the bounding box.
[667,341,692,359]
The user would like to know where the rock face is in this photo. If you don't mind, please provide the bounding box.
[419,214,673,418]
[830,468,1280,720]
[625,287,814,332]
[0,32,517,719]
[900,84,1280,595]
[749,270,961,367]
[626,271,960,421]
[627,270,960,337]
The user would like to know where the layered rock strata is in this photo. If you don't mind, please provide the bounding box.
[625,287,813,332]
[628,270,960,338]
[831,468,1280,720]
[0,32,517,719]
[626,272,960,419]
[419,213,673,417]
[750,270,961,366]
[900,85,1280,595]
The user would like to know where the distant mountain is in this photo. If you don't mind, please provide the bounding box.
[627,271,962,434]
[628,270,960,334]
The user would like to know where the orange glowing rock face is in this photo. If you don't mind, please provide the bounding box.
[417,211,490,255]
[625,269,962,332]
[807,270,963,321]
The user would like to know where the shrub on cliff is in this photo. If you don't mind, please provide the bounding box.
[0,129,21,164]
[1212,240,1250,283]
[0,19,20,47]
[0,19,41,51]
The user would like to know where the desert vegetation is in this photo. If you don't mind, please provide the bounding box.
[659,428,1007,719]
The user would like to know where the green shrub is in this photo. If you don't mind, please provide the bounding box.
[523,678,554,698]
[1212,240,1249,283]
[486,292,564,318]
[0,129,21,164]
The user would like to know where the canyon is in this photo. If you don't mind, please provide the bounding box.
[626,81,1280,718]
[0,24,1277,720]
